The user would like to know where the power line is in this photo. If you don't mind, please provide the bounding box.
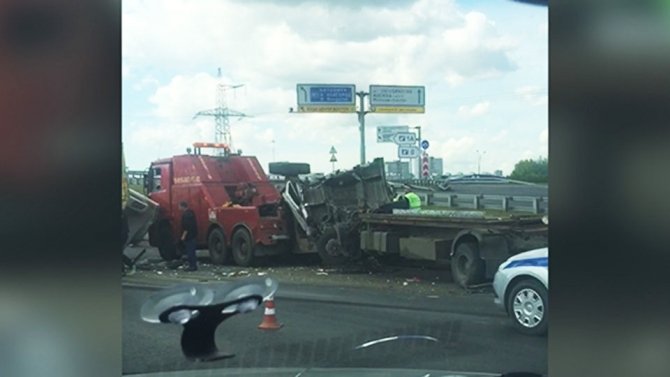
[193,67,249,154]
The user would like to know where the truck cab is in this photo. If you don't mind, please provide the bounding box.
[146,143,290,266]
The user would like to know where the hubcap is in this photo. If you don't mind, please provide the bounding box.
[512,288,544,328]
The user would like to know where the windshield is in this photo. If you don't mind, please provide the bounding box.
[122,0,547,375]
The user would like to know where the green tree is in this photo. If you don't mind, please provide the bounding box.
[509,157,548,183]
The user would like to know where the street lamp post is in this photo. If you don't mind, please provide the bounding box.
[413,126,421,177]
[476,150,487,175]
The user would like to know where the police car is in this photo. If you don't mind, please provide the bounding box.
[492,247,548,335]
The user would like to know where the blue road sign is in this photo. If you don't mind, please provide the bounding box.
[421,140,429,150]
[310,87,353,103]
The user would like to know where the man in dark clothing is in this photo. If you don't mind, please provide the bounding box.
[179,201,198,271]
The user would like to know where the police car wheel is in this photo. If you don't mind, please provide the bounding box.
[507,278,548,336]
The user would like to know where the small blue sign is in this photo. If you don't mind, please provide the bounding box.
[310,87,353,103]
[421,140,429,150]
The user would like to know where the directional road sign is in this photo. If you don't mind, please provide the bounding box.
[421,140,429,150]
[398,146,420,159]
[369,85,425,113]
[377,125,409,143]
[392,132,417,145]
[296,84,356,113]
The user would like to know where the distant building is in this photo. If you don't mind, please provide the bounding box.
[385,160,411,179]
[429,157,443,177]
[494,169,503,177]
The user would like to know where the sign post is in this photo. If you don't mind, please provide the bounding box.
[295,84,425,165]
[356,91,369,165]
[329,146,338,172]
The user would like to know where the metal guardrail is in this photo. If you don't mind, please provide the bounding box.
[420,192,548,214]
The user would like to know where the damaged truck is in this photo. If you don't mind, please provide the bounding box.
[143,143,547,288]
[274,158,548,288]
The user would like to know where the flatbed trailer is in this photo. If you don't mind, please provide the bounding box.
[281,157,548,288]
[358,211,547,287]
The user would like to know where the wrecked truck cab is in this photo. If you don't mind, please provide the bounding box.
[284,158,394,264]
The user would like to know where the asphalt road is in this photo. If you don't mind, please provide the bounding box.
[123,282,547,375]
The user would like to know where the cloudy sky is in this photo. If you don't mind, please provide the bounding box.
[122,0,547,176]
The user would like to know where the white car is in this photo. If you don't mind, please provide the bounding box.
[492,247,548,335]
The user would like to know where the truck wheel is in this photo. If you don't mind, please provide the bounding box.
[507,278,548,336]
[208,228,230,265]
[316,228,348,265]
[451,242,485,288]
[157,222,178,261]
[232,228,255,266]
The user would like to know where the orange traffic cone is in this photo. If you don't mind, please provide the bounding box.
[258,296,283,330]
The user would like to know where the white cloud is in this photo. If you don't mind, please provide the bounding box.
[122,0,547,173]
[516,86,548,106]
[490,129,509,143]
[457,101,491,117]
[122,0,517,89]
[539,128,548,144]
[436,136,476,161]
[122,61,130,78]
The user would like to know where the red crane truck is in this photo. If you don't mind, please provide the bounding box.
[145,143,295,266]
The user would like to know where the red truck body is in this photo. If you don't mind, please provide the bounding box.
[146,150,289,265]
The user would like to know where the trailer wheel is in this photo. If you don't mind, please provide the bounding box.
[232,228,255,267]
[208,228,230,265]
[157,222,178,261]
[316,228,347,265]
[451,242,485,288]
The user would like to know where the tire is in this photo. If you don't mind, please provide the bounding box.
[231,228,255,266]
[208,227,230,265]
[507,278,548,336]
[316,228,348,265]
[268,162,311,177]
[450,242,485,288]
[157,222,178,261]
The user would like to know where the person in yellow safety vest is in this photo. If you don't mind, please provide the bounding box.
[403,189,422,211]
